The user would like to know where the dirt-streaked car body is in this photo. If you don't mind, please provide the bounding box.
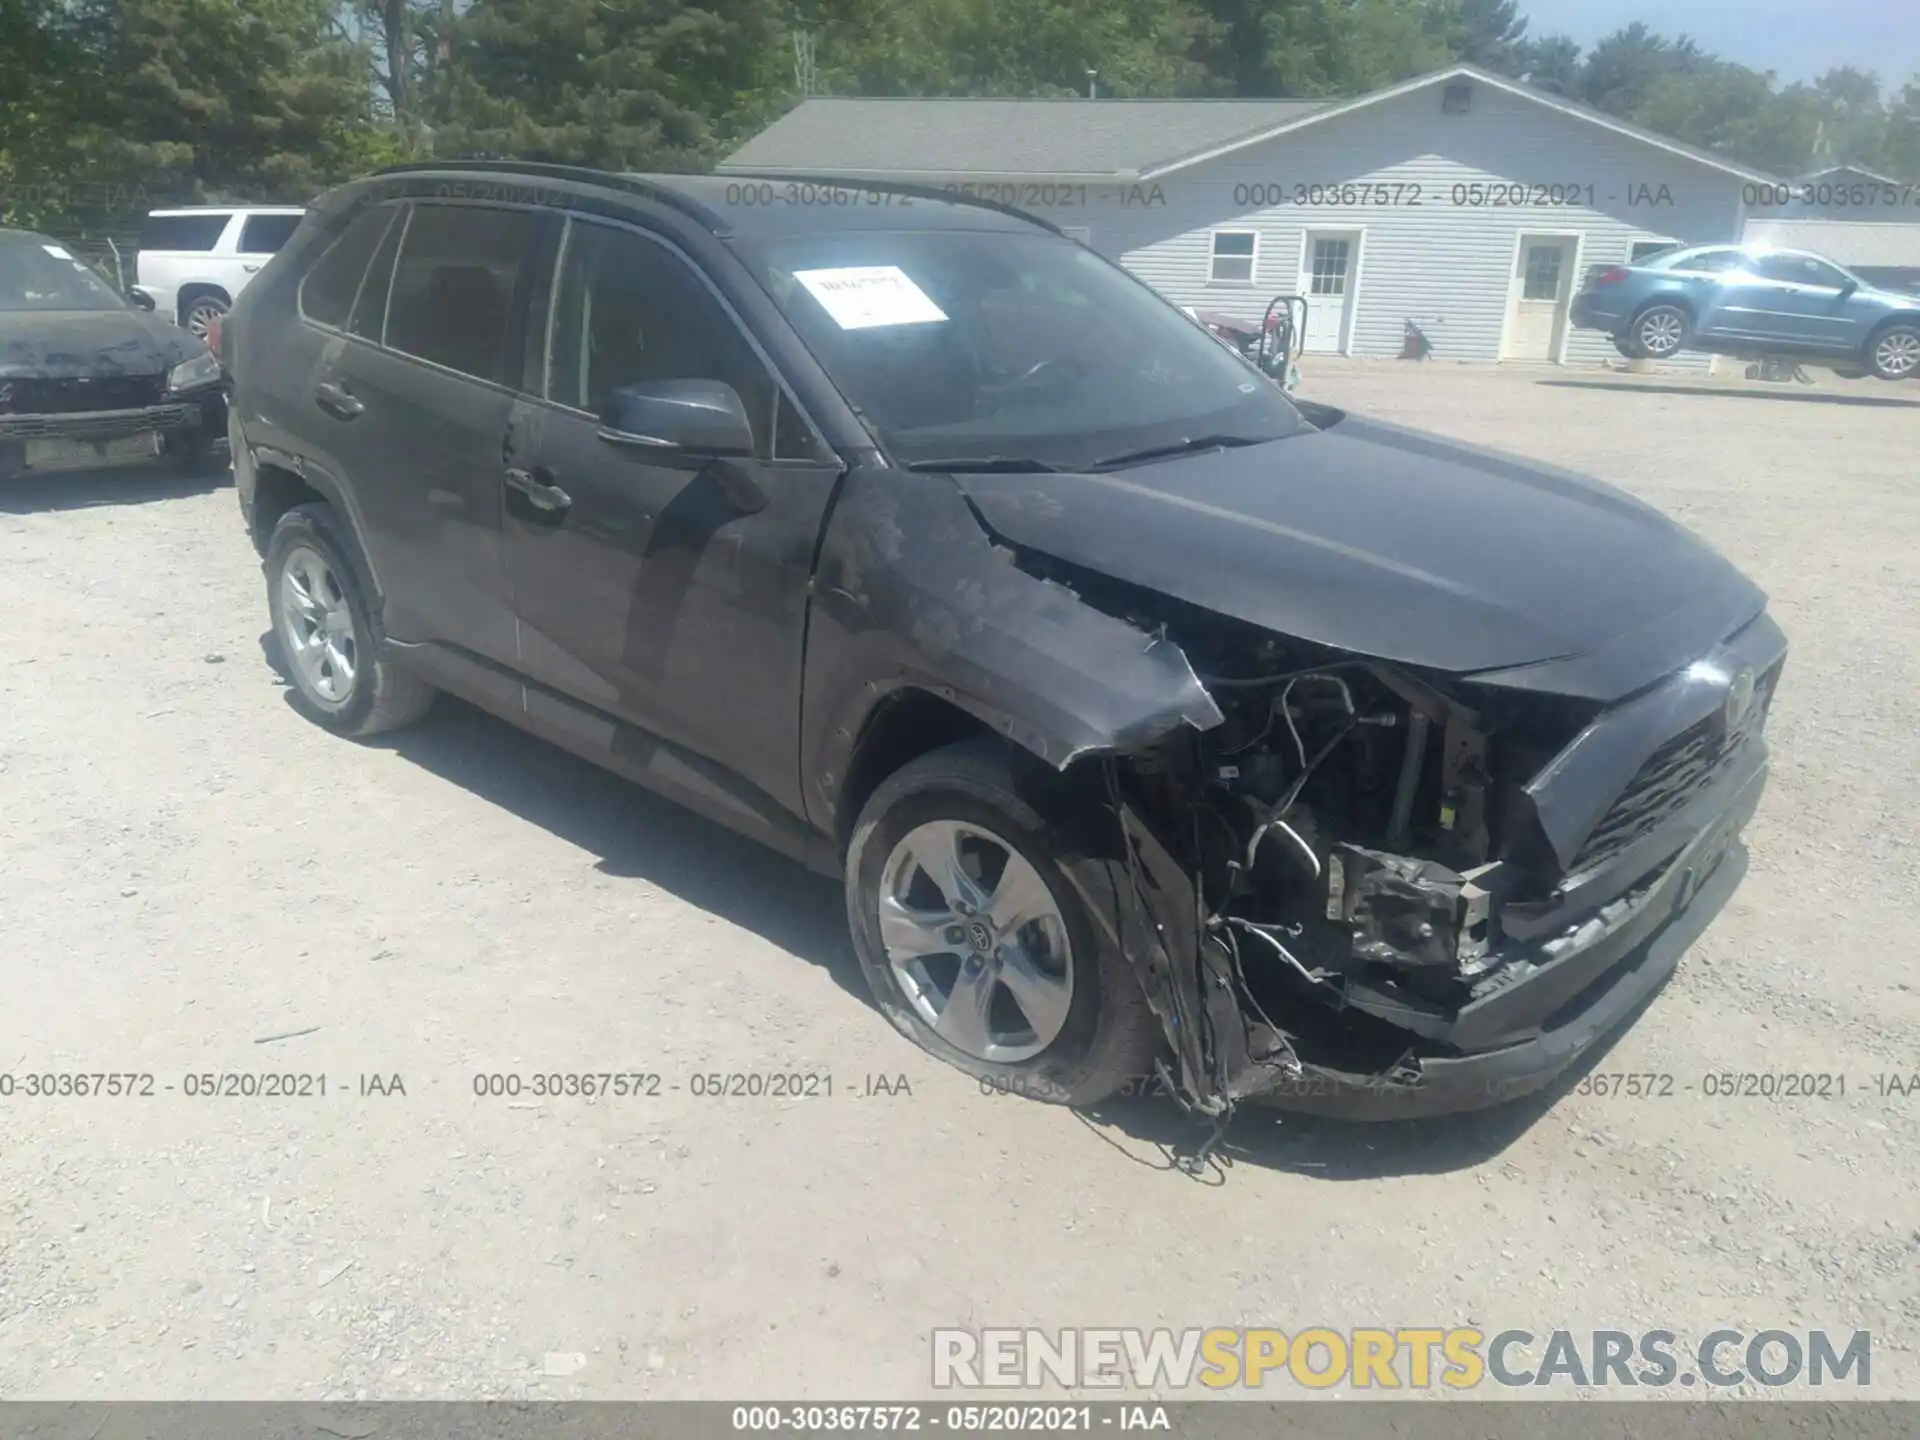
[221,164,1785,1120]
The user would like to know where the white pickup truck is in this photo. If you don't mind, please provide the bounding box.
[133,207,306,338]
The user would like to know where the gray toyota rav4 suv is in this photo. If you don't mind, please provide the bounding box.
[223,162,1786,1121]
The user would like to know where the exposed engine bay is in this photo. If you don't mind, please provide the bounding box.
[1005,549,1777,1119]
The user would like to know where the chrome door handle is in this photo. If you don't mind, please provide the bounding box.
[505,466,572,513]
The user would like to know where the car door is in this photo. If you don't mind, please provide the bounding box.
[1747,252,1867,351]
[502,213,845,824]
[1676,249,1773,341]
[311,200,544,667]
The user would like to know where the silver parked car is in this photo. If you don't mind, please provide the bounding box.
[1570,244,1920,381]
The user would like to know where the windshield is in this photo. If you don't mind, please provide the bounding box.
[0,239,130,313]
[735,228,1309,470]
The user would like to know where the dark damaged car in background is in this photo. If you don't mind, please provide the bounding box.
[220,164,1787,1121]
[0,228,228,482]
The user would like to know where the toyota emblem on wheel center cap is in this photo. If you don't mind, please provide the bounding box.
[968,920,994,952]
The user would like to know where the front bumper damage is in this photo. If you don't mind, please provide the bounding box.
[1061,611,1785,1123]
[0,388,228,477]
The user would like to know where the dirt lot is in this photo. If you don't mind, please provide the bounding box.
[2,361,1917,1402]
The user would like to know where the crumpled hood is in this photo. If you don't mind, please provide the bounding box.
[0,309,200,379]
[948,413,1767,702]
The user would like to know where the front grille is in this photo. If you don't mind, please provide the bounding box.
[1570,660,1781,875]
[0,373,168,415]
[0,403,195,440]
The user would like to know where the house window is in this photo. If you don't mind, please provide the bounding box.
[1210,230,1256,284]
[1309,237,1351,296]
[1522,244,1565,300]
[1442,83,1472,114]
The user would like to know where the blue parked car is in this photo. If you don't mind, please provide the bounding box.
[1570,243,1920,381]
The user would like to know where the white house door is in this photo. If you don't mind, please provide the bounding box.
[1503,236,1575,360]
[1299,233,1357,353]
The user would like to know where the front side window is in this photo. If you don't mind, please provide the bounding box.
[384,204,538,385]
[298,206,396,331]
[737,227,1307,471]
[1210,230,1257,284]
[1753,253,1851,288]
[546,219,777,457]
[0,239,128,313]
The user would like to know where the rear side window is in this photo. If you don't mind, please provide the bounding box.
[384,204,539,386]
[298,206,397,330]
[239,213,303,254]
[1669,249,1743,274]
[139,213,231,251]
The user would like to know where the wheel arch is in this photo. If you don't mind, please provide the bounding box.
[248,449,385,609]
[833,689,1017,853]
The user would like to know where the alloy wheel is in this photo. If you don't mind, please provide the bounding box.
[183,300,225,340]
[277,545,359,706]
[877,819,1074,1064]
[1873,329,1920,379]
[1636,309,1685,358]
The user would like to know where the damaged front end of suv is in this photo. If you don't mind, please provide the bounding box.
[808,417,1784,1123]
[1033,562,1783,1120]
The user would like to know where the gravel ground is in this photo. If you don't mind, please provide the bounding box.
[1,360,1916,1402]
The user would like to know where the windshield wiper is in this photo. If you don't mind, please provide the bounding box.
[1089,434,1270,471]
[904,456,1068,474]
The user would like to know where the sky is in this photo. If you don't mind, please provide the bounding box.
[1516,0,1919,87]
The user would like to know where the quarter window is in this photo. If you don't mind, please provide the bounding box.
[1210,230,1257,284]
[384,204,538,386]
[298,206,396,331]
[348,206,405,342]
[1672,249,1744,274]
[546,218,777,458]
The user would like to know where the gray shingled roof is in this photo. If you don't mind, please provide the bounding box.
[717,97,1331,179]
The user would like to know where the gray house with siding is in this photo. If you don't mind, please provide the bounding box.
[719,64,1782,366]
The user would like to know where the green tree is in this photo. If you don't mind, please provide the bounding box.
[431,0,787,169]
[1431,0,1528,75]
[1514,33,1583,96]
[56,0,379,199]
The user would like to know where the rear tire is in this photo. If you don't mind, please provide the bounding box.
[1865,321,1920,381]
[845,740,1163,1106]
[264,502,435,737]
[1626,303,1690,360]
[180,293,229,340]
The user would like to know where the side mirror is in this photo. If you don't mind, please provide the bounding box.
[598,379,756,458]
[597,378,767,513]
[127,287,157,312]
[1837,280,1859,298]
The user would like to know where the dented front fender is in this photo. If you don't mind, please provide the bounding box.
[799,464,1223,836]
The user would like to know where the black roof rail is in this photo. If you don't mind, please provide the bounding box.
[370,160,728,232]
[716,171,1067,237]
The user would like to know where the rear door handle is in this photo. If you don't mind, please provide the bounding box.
[242,262,262,273]
[313,381,363,420]
[505,466,572,513]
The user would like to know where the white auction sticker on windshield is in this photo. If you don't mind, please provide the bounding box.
[793,266,948,329]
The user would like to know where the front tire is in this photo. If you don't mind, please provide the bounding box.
[1866,321,1920,381]
[264,503,434,736]
[1626,303,1690,360]
[845,740,1162,1106]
